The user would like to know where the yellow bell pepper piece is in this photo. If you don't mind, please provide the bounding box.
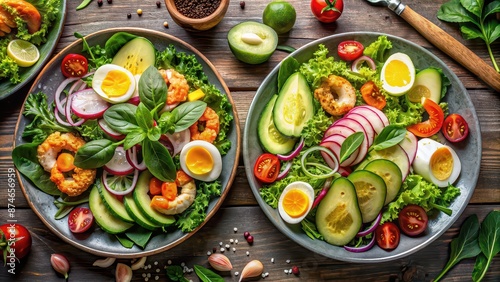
[188,89,205,101]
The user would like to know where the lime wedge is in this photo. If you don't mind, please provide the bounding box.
[7,39,40,67]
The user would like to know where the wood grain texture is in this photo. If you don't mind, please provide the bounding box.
[0,0,499,280]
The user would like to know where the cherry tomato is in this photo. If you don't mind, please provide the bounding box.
[338,41,364,61]
[310,0,343,23]
[375,222,400,250]
[361,81,386,110]
[398,205,428,237]
[442,113,469,142]
[0,224,32,261]
[61,54,88,77]
[254,153,281,183]
[68,207,94,233]
[407,97,444,137]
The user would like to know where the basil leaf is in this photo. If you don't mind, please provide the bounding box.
[172,100,207,132]
[104,32,138,58]
[339,132,364,163]
[193,265,224,282]
[123,129,146,150]
[472,210,500,281]
[139,66,167,114]
[74,139,117,169]
[148,126,162,141]
[136,103,154,130]
[158,111,177,134]
[104,103,139,134]
[434,214,481,281]
[142,139,176,182]
[278,57,300,92]
[166,265,189,282]
[371,125,406,151]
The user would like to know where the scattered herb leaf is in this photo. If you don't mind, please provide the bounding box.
[371,125,406,151]
[339,132,364,163]
[193,265,224,282]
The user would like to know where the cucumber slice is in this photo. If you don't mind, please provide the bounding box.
[98,182,134,223]
[316,177,362,246]
[273,72,314,137]
[123,195,160,231]
[347,170,387,223]
[257,94,297,154]
[133,171,175,226]
[111,37,156,75]
[89,185,133,234]
[364,159,403,205]
[407,68,442,104]
[361,144,410,180]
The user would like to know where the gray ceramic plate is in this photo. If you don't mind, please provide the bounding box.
[0,0,66,100]
[243,32,481,263]
[15,27,241,258]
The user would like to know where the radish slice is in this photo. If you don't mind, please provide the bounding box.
[277,137,304,161]
[163,129,191,156]
[126,145,147,171]
[324,124,356,139]
[104,146,135,175]
[276,161,292,181]
[356,213,382,237]
[71,89,110,119]
[344,235,376,253]
[320,134,359,167]
[102,169,139,196]
[98,119,125,139]
[351,55,376,73]
[344,112,376,147]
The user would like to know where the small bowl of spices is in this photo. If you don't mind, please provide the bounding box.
[165,0,229,31]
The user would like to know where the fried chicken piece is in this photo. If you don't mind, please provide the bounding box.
[0,0,41,34]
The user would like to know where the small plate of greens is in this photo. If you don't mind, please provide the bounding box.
[243,32,481,262]
[13,27,240,258]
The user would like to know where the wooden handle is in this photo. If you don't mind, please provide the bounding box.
[400,6,500,92]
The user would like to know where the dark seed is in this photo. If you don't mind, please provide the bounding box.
[107,0,112,3]
[292,266,300,275]
[212,247,217,253]
[156,1,161,8]
[127,13,131,19]
[97,0,103,6]
[174,0,221,19]
[240,1,245,9]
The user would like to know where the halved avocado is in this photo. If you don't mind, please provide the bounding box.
[272,72,314,137]
[316,177,362,246]
[227,21,278,64]
[111,37,156,75]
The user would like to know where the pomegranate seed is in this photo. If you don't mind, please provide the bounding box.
[243,231,250,238]
[246,235,254,244]
[292,266,300,275]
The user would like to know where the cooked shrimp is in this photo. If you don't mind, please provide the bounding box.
[0,0,41,35]
[37,132,96,196]
[189,107,219,143]
[314,75,356,116]
[150,170,196,215]
[159,69,189,105]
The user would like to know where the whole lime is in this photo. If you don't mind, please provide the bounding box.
[262,1,296,34]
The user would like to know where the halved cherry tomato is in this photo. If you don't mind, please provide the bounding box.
[338,40,364,61]
[398,205,428,237]
[61,54,88,78]
[361,81,386,110]
[254,153,281,183]
[442,113,469,142]
[407,97,444,137]
[68,207,94,233]
[310,0,343,23]
[375,222,400,251]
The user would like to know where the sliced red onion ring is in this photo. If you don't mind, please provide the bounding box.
[277,137,304,161]
[55,77,80,114]
[64,94,85,127]
[102,169,139,196]
[276,161,292,181]
[312,177,333,209]
[103,146,135,175]
[344,235,376,253]
[356,212,382,237]
[54,108,73,127]
[126,145,147,171]
[351,55,376,73]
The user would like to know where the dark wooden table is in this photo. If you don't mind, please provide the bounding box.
[1,0,499,281]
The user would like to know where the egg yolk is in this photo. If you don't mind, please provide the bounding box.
[101,70,131,97]
[282,189,309,218]
[384,59,411,87]
[430,147,454,181]
[185,146,214,175]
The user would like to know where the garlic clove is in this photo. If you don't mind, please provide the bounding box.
[93,257,116,268]
[115,263,133,282]
[208,253,233,271]
[131,256,147,270]
[239,259,264,282]
[50,253,70,280]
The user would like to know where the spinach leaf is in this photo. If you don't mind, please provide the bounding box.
[104,32,138,58]
[371,125,406,151]
[12,143,62,196]
[339,132,364,163]
[278,57,300,92]
[74,139,117,169]
[434,214,481,281]
[142,139,176,182]
[166,265,189,282]
[54,204,73,220]
[172,101,207,132]
[139,66,167,115]
[124,225,153,249]
[193,265,224,282]
[103,103,140,134]
[115,234,134,249]
[472,210,500,281]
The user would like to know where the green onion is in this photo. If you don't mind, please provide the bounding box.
[300,146,338,179]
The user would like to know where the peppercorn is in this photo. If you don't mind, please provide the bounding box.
[292,266,300,275]
[97,0,103,7]
[240,1,245,9]
[156,1,161,8]
[137,9,143,16]
[107,0,112,3]
[243,231,250,239]
[127,13,131,19]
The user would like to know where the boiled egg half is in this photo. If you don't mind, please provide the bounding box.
[380,52,416,96]
[179,140,222,182]
[92,64,136,103]
[278,181,314,224]
[412,138,461,187]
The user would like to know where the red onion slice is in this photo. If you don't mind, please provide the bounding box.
[54,108,72,127]
[276,161,292,181]
[55,77,80,114]
[277,137,304,161]
[356,212,382,237]
[64,94,86,127]
[344,235,376,253]
[98,119,125,139]
[102,169,139,196]
[126,145,147,171]
[351,55,376,73]
[312,177,333,209]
